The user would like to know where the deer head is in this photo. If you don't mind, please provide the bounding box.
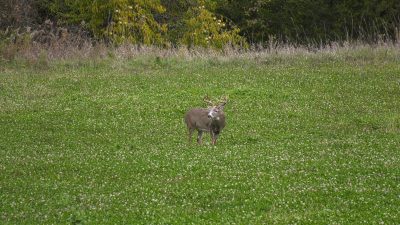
[206,95,228,120]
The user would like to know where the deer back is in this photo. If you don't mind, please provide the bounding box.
[184,108,212,131]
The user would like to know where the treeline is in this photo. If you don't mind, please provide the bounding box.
[1,0,400,47]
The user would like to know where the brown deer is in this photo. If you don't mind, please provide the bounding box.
[184,96,227,145]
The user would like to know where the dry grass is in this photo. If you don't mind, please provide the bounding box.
[1,25,400,65]
[112,40,400,62]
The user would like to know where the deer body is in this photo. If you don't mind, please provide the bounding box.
[184,96,227,145]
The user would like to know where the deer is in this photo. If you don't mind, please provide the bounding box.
[184,96,227,145]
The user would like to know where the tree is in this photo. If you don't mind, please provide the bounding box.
[47,0,167,45]
[215,0,400,45]
[179,3,246,48]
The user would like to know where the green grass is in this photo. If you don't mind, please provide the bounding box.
[1,51,399,224]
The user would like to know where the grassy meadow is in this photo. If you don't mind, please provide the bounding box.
[0,47,399,224]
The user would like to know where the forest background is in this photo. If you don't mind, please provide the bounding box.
[1,0,400,49]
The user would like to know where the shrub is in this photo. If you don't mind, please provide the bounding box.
[106,1,167,45]
[47,0,167,45]
[179,4,246,49]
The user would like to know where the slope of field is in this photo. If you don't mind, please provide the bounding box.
[1,51,399,224]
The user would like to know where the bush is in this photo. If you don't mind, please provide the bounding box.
[47,0,167,45]
[179,4,246,49]
[106,1,167,45]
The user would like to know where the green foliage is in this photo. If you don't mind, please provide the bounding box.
[47,0,167,45]
[4,0,399,46]
[335,0,400,42]
[216,0,400,44]
[46,0,108,37]
[179,4,246,48]
[160,0,222,46]
[106,0,167,45]
[41,0,246,47]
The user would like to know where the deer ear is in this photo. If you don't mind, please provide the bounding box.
[219,102,226,110]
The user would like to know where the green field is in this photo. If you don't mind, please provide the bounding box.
[1,50,399,224]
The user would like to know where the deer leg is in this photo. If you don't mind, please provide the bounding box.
[211,130,219,145]
[197,130,203,144]
[188,127,194,143]
[210,131,215,145]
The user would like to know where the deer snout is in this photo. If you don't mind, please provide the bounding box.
[207,111,213,119]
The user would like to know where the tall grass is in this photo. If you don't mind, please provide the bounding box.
[1,25,400,66]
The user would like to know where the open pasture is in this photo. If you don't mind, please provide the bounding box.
[0,50,399,224]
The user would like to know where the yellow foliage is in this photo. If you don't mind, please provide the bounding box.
[180,5,247,49]
[47,0,246,47]
[106,0,167,45]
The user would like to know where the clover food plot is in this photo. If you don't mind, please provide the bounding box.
[0,55,399,224]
